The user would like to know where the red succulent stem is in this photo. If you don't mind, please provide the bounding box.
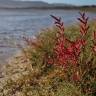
[78,12,89,37]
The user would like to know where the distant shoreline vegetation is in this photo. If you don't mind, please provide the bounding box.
[0,6,96,11]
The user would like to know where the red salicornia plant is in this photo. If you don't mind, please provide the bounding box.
[49,13,96,95]
[51,13,88,66]
[78,12,89,37]
[49,13,89,82]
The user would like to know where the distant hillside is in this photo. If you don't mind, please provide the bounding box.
[0,0,50,8]
[0,0,95,9]
[0,0,74,9]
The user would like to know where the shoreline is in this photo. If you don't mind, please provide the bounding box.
[0,7,96,11]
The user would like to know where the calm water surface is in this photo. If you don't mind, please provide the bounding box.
[0,9,96,64]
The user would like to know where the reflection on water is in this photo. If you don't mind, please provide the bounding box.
[0,9,96,64]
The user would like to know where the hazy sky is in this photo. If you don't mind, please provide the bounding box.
[21,0,96,5]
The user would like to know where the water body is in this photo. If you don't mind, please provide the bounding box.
[0,9,96,64]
